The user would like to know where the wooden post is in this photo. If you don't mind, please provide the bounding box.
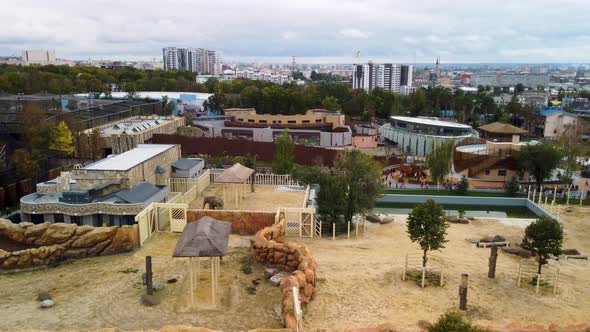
[189,257,194,307]
[251,155,256,193]
[553,187,557,204]
[539,186,543,205]
[488,247,498,278]
[347,221,350,239]
[517,263,522,287]
[535,273,541,294]
[402,254,408,281]
[355,222,359,239]
[459,273,468,310]
[146,256,153,295]
[440,264,444,286]
[545,196,548,206]
[567,187,571,205]
[527,185,531,200]
[332,223,335,241]
[532,189,537,202]
[421,266,426,288]
[554,267,560,294]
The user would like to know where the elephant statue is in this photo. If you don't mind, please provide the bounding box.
[202,196,224,210]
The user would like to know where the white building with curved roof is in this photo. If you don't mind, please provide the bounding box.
[380,116,477,156]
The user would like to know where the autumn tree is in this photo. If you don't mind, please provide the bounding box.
[49,121,74,156]
[557,124,582,180]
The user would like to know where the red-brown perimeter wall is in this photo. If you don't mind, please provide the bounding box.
[152,134,341,167]
[187,210,275,235]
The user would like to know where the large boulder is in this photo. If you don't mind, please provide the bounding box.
[380,216,395,224]
[35,223,77,246]
[0,219,26,242]
[102,225,138,255]
[366,214,381,223]
[71,227,117,248]
[480,235,506,243]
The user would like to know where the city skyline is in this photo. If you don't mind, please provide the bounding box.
[3,0,590,63]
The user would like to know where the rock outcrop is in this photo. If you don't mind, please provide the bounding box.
[0,219,139,270]
[251,219,317,331]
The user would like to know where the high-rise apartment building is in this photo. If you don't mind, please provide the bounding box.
[353,63,412,93]
[162,47,179,71]
[22,50,57,65]
[162,47,220,74]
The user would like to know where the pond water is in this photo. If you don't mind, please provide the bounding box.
[373,202,538,218]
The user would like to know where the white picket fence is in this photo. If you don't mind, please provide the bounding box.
[210,168,299,186]
[167,169,211,204]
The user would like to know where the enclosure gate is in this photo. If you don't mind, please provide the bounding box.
[135,202,189,246]
[276,207,316,238]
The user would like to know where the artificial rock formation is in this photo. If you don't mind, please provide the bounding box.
[0,219,139,269]
[251,219,318,331]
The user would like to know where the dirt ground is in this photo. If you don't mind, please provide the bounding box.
[298,206,590,331]
[191,184,306,211]
[0,233,282,332]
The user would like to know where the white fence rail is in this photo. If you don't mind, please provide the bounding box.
[210,168,299,186]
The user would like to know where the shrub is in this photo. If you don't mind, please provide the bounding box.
[505,176,520,197]
[429,312,487,332]
[241,264,253,274]
[455,176,469,195]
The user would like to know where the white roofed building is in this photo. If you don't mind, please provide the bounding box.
[20,144,183,226]
[380,116,477,156]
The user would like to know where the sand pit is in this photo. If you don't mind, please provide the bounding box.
[0,233,282,332]
[191,184,306,211]
[297,208,590,331]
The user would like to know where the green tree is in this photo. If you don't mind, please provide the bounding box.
[49,121,74,155]
[519,142,563,189]
[505,176,520,197]
[557,87,566,101]
[455,175,469,195]
[12,149,40,179]
[407,199,448,267]
[426,140,455,190]
[515,83,525,94]
[161,95,175,115]
[291,164,323,186]
[316,175,347,225]
[334,150,382,223]
[521,217,563,274]
[321,96,342,112]
[272,130,295,174]
[184,114,194,126]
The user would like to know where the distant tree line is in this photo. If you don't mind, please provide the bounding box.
[0,64,562,129]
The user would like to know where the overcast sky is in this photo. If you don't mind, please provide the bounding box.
[2,0,590,63]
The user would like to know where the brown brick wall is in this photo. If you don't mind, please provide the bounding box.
[152,134,341,167]
[187,210,275,235]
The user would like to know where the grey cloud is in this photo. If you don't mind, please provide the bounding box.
[1,0,590,62]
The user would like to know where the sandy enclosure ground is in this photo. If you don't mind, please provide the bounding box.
[0,233,282,332]
[191,184,306,211]
[298,206,590,331]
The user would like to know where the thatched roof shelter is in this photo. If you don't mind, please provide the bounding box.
[173,216,231,257]
[215,163,254,184]
[479,122,528,135]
